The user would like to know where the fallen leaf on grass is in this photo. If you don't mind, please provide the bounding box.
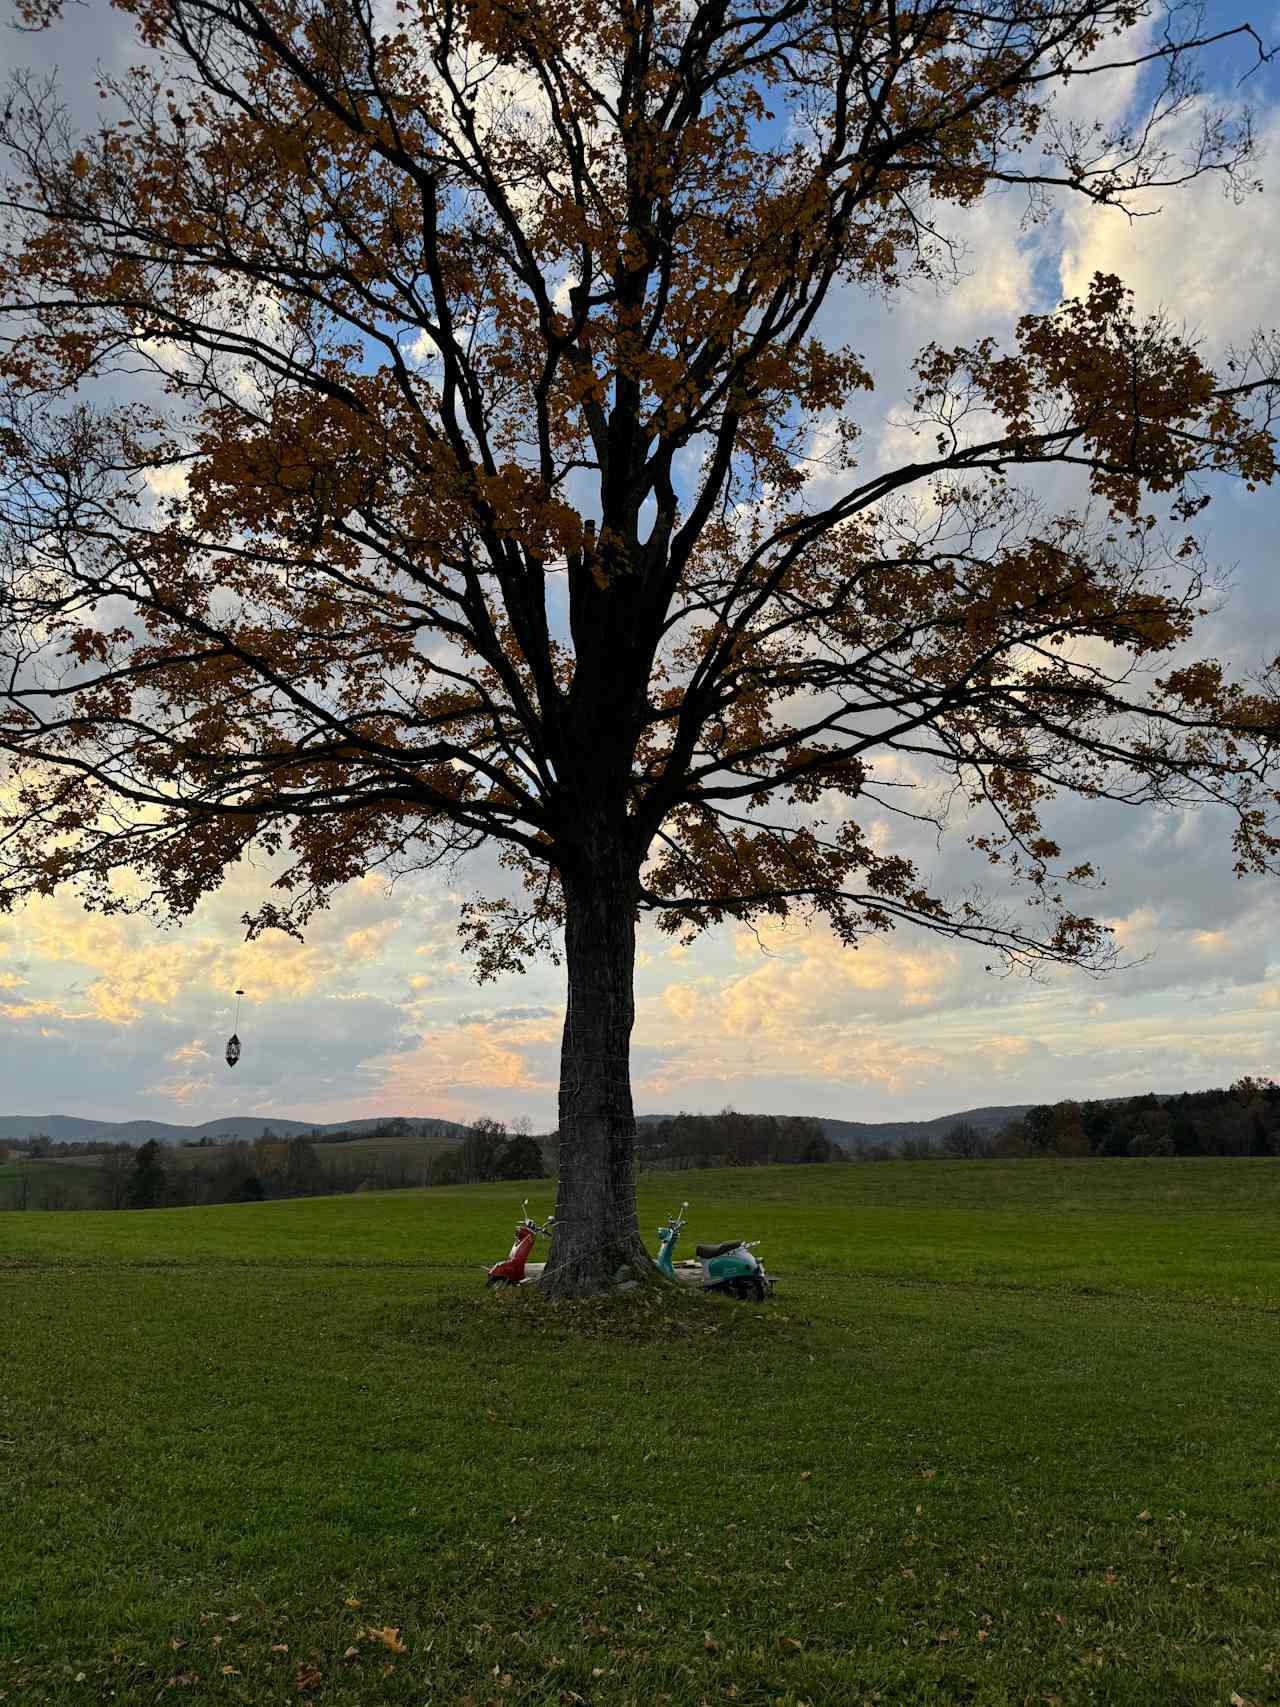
[219,1665,239,1676]
[169,1639,186,1651]
[781,1637,803,1651]
[703,1632,719,1652]
[224,1615,240,1624]
[1137,1510,1150,1521]
[295,1666,322,1690]
[1103,1568,1117,1585]
[269,1643,288,1654]
[343,1597,361,1609]
[799,1471,811,1481]
[921,1469,937,1480]
[342,1647,359,1661]
[360,1626,406,1654]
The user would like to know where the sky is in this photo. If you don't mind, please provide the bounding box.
[0,1,1277,1131]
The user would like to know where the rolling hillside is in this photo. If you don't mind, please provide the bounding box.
[634,1104,1038,1151]
[2,1104,1040,1152]
[0,1112,471,1146]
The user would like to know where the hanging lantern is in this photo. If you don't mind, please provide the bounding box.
[225,988,245,1068]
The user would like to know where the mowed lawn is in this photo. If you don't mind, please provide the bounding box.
[2,1161,1279,1707]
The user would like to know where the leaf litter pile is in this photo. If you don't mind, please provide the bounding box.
[466,1282,808,1346]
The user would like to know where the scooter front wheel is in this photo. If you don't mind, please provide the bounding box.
[728,1276,765,1303]
[486,1274,515,1287]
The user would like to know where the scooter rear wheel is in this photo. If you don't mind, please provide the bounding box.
[728,1276,765,1302]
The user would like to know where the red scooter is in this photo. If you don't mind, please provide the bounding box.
[486,1199,554,1286]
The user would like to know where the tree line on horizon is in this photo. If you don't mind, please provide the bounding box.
[893,1079,1280,1162]
[1,1117,549,1210]
[2,1080,1276,1210]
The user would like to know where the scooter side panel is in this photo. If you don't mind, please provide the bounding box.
[704,1252,758,1283]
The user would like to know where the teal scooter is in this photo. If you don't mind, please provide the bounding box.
[655,1201,775,1301]
[655,1202,689,1277]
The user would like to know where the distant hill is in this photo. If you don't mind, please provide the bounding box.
[1,1101,1067,1154]
[0,1113,471,1146]
[636,1105,1038,1153]
[818,1106,1037,1151]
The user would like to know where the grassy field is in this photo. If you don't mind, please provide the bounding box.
[3,1159,1279,1706]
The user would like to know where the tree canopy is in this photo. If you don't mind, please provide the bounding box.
[1,0,1278,1290]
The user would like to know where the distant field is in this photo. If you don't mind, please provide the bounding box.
[0,1129,461,1208]
[165,1131,462,1167]
[0,1158,102,1208]
[3,1159,1279,1706]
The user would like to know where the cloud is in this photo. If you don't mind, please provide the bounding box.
[663,983,704,1024]
[454,1005,558,1027]
[0,869,423,1026]
[0,995,90,1022]
[168,1040,211,1065]
[1102,896,1277,995]
[714,931,966,1038]
[1059,105,1280,349]
[142,1071,215,1105]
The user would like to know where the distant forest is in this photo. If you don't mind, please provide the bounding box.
[0,1117,547,1212]
[896,1079,1280,1161]
[1,1081,1276,1210]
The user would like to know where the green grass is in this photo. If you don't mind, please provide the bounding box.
[3,1161,1280,1706]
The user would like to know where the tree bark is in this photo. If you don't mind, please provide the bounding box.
[540,853,660,1296]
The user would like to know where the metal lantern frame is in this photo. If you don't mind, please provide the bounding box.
[225,989,245,1068]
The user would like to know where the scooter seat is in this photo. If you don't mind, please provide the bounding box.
[695,1240,743,1259]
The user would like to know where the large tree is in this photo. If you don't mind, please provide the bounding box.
[1,0,1278,1291]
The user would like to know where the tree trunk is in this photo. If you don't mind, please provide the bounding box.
[540,857,660,1297]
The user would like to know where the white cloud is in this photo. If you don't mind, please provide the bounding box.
[1059,106,1280,348]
